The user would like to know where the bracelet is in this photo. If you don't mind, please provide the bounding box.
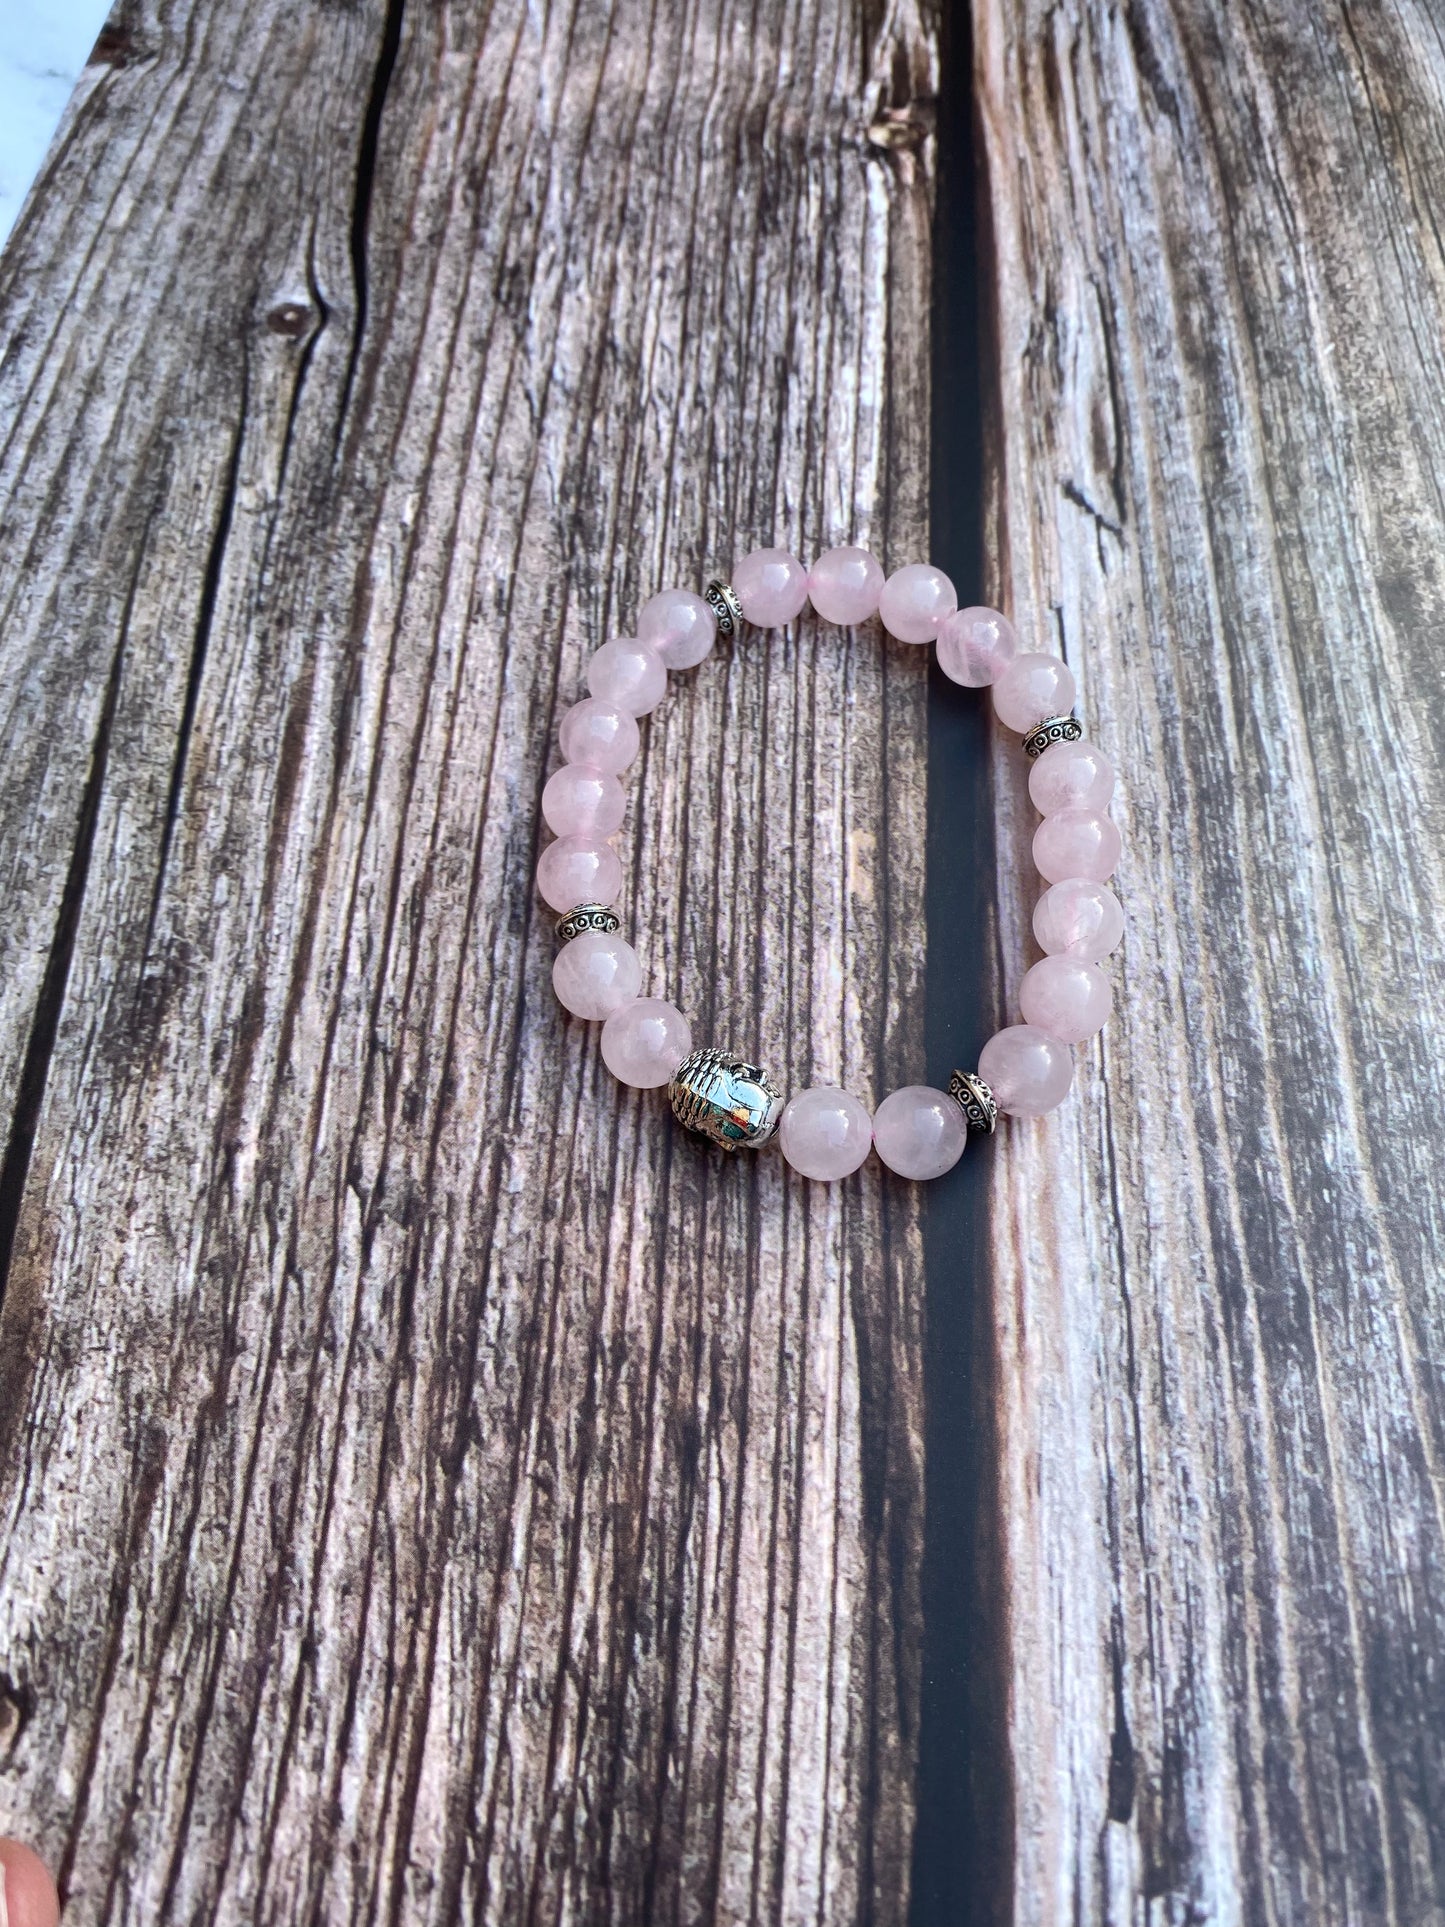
[536,546,1123,1182]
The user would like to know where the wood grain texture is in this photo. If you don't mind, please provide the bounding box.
[977,1,1445,1920]
[0,2,942,1920]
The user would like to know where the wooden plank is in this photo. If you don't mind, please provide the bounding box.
[0,2,943,1920]
[976,0,1445,1919]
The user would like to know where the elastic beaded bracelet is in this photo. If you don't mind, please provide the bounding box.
[537,545,1124,1183]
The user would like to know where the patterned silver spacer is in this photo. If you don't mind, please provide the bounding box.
[947,1068,998,1136]
[1022,713,1084,760]
[704,579,744,640]
[555,902,621,945]
[669,1046,784,1151]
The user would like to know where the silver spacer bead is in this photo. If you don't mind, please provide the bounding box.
[669,1047,784,1151]
[947,1068,998,1136]
[1022,713,1084,760]
[555,902,621,944]
[704,580,744,640]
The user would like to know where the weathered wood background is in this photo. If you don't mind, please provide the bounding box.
[0,1,938,1921]
[3,0,1445,1922]
[976,0,1445,1921]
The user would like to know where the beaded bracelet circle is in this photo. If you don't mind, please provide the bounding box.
[537,545,1123,1183]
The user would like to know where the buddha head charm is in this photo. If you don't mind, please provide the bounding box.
[669,1049,785,1150]
[537,544,1124,1182]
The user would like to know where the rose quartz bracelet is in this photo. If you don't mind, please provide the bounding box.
[537,546,1123,1182]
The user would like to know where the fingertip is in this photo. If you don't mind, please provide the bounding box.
[0,1838,60,1927]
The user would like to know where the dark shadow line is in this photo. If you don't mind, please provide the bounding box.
[141,351,249,960]
[0,586,132,1306]
[336,0,407,447]
[911,0,1014,1918]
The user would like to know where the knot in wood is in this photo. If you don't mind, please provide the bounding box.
[265,303,311,339]
[87,26,134,67]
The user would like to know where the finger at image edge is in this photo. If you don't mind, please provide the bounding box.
[0,1839,60,1927]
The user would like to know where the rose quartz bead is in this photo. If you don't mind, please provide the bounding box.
[778,1086,873,1180]
[638,588,717,670]
[992,653,1078,732]
[732,548,809,627]
[978,1024,1073,1118]
[1019,955,1113,1044]
[552,930,642,1020]
[536,834,623,913]
[1033,807,1122,884]
[600,997,692,1088]
[586,637,667,715]
[1028,737,1115,814]
[807,545,884,625]
[541,763,626,837]
[936,605,1018,687]
[559,697,640,775]
[872,1085,967,1180]
[1032,878,1124,960]
[878,562,957,644]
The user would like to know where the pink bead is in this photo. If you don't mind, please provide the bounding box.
[1032,879,1124,960]
[541,763,626,837]
[552,930,642,1020]
[638,588,717,670]
[1019,955,1113,1044]
[806,545,884,625]
[977,1025,1073,1118]
[992,653,1078,732]
[536,834,623,913]
[1033,808,1122,883]
[732,548,809,627]
[936,605,1018,687]
[600,997,692,1088]
[872,1085,967,1180]
[586,637,667,715]
[1028,737,1115,814]
[778,1086,873,1181]
[878,562,957,644]
[559,697,640,774]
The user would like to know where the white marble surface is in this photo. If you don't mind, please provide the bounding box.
[0,0,115,246]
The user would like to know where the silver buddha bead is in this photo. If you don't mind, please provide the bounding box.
[669,1047,784,1150]
[555,902,621,944]
[1022,713,1084,760]
[704,580,744,641]
[947,1068,998,1136]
